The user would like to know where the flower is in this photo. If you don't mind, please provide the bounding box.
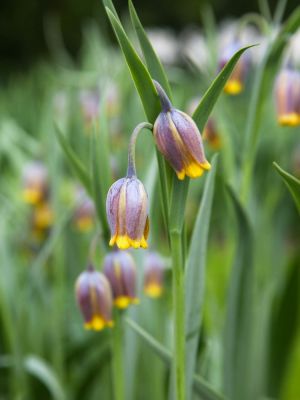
[153,80,210,180]
[104,250,139,309]
[144,252,165,298]
[75,265,114,331]
[22,161,49,205]
[218,41,250,95]
[203,118,221,150]
[73,187,95,232]
[274,67,300,127]
[106,177,149,249]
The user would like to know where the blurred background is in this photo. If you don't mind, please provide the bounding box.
[0,0,299,74]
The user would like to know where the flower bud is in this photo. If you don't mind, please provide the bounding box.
[153,81,211,180]
[144,252,165,298]
[104,251,138,309]
[75,265,114,331]
[274,67,300,127]
[218,41,250,95]
[203,118,221,150]
[22,161,49,205]
[106,176,149,249]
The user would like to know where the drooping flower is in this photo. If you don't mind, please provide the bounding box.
[73,187,95,232]
[104,250,139,309]
[75,265,114,331]
[144,252,165,298]
[153,80,210,180]
[203,118,222,150]
[22,161,49,205]
[274,67,300,127]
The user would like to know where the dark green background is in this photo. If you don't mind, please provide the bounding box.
[0,0,298,72]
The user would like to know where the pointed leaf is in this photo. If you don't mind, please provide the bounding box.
[192,46,254,131]
[128,0,172,99]
[54,125,91,194]
[273,162,300,214]
[184,154,218,399]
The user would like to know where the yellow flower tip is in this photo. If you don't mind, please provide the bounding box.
[22,189,42,205]
[84,316,105,331]
[76,217,93,232]
[114,296,131,309]
[141,236,148,249]
[278,113,300,127]
[177,170,186,180]
[132,297,140,305]
[201,160,211,171]
[224,80,243,95]
[145,283,163,298]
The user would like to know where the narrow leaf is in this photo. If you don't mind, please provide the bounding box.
[224,185,254,400]
[273,162,300,214]
[104,8,160,122]
[184,154,218,400]
[192,46,254,132]
[54,125,91,194]
[125,318,225,400]
[128,0,172,99]
[24,355,66,400]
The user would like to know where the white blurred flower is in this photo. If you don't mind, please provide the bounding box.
[179,29,209,72]
[146,28,179,65]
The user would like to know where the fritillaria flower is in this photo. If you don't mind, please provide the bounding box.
[73,187,95,232]
[75,265,114,331]
[144,252,165,298]
[218,41,250,95]
[104,250,138,309]
[153,80,210,180]
[203,119,221,150]
[274,67,300,127]
[106,123,152,250]
[22,161,49,205]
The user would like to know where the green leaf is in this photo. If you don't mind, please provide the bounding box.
[224,185,254,400]
[54,125,91,195]
[192,46,254,132]
[102,0,120,22]
[184,154,218,400]
[24,355,66,400]
[104,8,160,123]
[273,162,300,214]
[128,0,172,99]
[125,318,225,400]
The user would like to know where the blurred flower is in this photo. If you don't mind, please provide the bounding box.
[104,250,138,309]
[22,161,49,205]
[153,80,210,180]
[106,82,120,117]
[274,67,300,127]
[179,29,209,72]
[32,202,53,231]
[147,28,179,65]
[73,187,95,232]
[75,265,114,331]
[106,176,149,249]
[144,252,165,298]
[218,41,250,95]
[203,119,222,150]
[79,88,100,125]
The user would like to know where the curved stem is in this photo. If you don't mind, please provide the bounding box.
[237,12,270,36]
[127,122,153,178]
[112,310,124,400]
[153,80,173,112]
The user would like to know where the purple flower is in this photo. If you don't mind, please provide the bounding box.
[144,252,165,298]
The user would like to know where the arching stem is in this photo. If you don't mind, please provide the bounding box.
[127,122,153,178]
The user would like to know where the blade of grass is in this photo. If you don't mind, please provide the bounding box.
[184,154,218,400]
[273,162,300,214]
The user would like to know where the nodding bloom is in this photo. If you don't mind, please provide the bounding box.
[274,67,300,127]
[153,81,210,180]
[32,202,54,231]
[22,161,49,205]
[144,252,165,298]
[75,265,114,331]
[104,250,139,309]
[218,41,250,95]
[73,187,95,232]
[106,122,152,250]
[203,118,221,150]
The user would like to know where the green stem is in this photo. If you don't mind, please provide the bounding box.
[127,122,153,178]
[111,310,124,400]
[170,231,185,400]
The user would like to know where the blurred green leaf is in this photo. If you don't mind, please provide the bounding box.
[126,318,225,400]
[224,185,254,400]
[54,125,91,194]
[184,154,218,400]
[104,8,160,123]
[192,46,254,131]
[128,0,172,99]
[24,355,66,400]
[273,162,300,214]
